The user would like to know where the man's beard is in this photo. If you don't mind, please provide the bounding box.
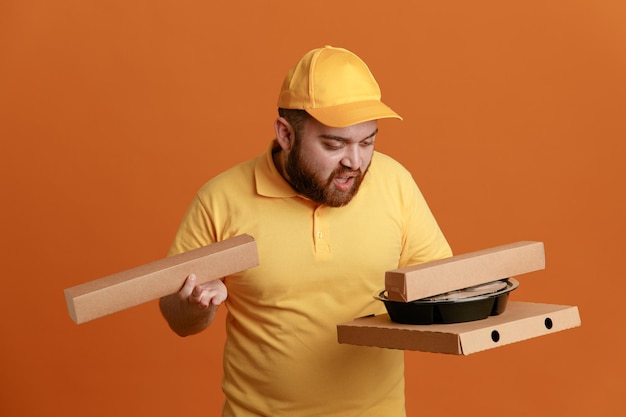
[284,144,368,207]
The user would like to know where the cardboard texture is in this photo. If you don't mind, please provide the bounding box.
[337,301,581,355]
[64,234,259,324]
[385,241,545,302]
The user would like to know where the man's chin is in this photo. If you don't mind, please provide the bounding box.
[323,188,357,207]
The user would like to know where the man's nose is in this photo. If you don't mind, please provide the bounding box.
[340,145,361,170]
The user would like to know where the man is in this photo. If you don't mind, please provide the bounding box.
[160,45,452,416]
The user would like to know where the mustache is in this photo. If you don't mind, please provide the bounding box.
[332,167,361,177]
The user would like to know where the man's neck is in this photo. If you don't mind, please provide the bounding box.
[271,145,287,181]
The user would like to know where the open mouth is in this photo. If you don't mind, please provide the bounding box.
[333,175,355,191]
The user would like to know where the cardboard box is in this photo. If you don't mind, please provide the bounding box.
[64,234,258,324]
[385,241,545,302]
[337,301,581,355]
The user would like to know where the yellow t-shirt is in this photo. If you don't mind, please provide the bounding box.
[169,142,452,417]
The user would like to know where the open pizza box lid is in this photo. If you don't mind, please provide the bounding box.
[385,241,546,302]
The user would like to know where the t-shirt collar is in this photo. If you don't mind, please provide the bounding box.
[255,140,298,198]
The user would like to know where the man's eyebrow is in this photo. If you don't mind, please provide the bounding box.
[319,128,379,142]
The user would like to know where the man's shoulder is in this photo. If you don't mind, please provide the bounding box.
[371,151,412,176]
[197,154,259,194]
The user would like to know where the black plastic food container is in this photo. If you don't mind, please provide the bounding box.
[375,278,519,325]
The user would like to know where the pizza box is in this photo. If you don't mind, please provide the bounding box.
[64,234,258,324]
[385,241,546,302]
[337,301,581,355]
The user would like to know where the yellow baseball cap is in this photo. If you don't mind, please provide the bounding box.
[277,46,402,127]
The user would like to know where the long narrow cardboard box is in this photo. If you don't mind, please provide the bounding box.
[385,241,545,302]
[64,234,258,324]
[337,301,581,355]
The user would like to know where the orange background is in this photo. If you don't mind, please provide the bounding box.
[1,1,624,416]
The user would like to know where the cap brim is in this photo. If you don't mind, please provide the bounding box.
[306,100,402,128]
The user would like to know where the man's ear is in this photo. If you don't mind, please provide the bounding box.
[274,117,296,151]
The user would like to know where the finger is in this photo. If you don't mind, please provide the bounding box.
[211,290,227,306]
[178,274,196,300]
[189,285,205,303]
[193,285,226,309]
[200,279,227,306]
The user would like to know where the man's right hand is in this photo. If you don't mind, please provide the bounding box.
[159,274,227,337]
[179,274,227,310]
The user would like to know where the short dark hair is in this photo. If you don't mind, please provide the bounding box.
[278,108,311,139]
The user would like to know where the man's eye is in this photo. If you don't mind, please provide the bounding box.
[325,143,343,150]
